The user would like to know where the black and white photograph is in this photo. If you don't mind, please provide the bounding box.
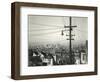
[28,15,88,67]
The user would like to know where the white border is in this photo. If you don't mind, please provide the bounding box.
[20,7,94,75]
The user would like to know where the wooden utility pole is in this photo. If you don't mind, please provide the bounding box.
[62,16,77,64]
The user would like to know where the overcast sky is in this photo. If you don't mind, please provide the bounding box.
[28,15,88,47]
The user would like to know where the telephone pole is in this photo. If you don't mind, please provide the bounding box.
[62,16,77,64]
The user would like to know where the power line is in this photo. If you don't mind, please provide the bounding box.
[29,28,87,37]
[29,23,87,33]
[29,30,62,36]
[75,29,87,33]
[29,28,63,31]
[29,23,64,28]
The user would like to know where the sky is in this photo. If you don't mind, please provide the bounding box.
[28,15,88,47]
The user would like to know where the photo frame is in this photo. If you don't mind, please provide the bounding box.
[11,2,98,80]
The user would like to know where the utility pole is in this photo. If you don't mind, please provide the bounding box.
[61,16,77,64]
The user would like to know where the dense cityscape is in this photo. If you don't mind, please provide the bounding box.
[28,40,88,66]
